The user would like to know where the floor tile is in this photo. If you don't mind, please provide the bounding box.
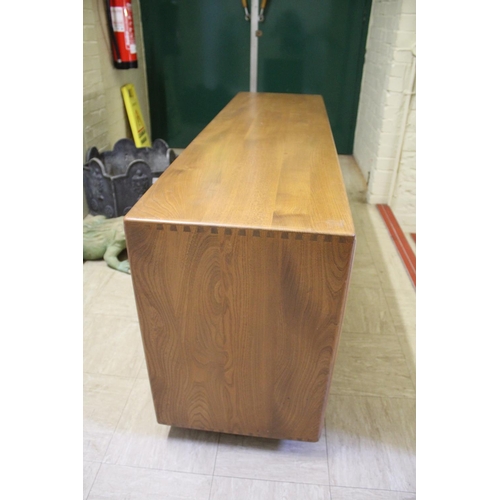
[349,254,382,288]
[104,378,219,474]
[83,373,135,462]
[356,203,389,235]
[368,238,415,293]
[86,269,138,320]
[397,334,416,389]
[214,429,329,485]
[326,395,415,492]
[83,261,114,311]
[349,203,374,232]
[136,358,149,379]
[343,287,396,335]
[352,233,376,265]
[87,463,212,500]
[350,211,367,233]
[211,476,330,500]
[375,262,414,293]
[382,289,416,388]
[360,209,414,290]
[362,224,398,255]
[339,156,368,203]
[383,290,416,337]
[84,314,144,378]
[83,461,101,500]
[331,335,415,398]
[330,486,416,500]
[83,261,114,291]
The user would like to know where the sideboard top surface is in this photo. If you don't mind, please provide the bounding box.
[125,92,355,236]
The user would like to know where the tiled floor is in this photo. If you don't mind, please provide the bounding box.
[83,155,416,500]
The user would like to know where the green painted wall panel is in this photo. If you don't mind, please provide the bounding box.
[258,0,372,153]
[140,0,250,147]
[140,0,371,154]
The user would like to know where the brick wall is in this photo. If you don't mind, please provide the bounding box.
[83,2,108,156]
[391,91,416,232]
[83,0,150,216]
[353,0,416,233]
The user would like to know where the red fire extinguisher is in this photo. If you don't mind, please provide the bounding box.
[105,0,138,69]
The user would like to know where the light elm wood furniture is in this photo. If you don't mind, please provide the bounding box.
[124,92,356,442]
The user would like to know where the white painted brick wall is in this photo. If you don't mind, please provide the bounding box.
[391,93,416,232]
[83,2,107,157]
[353,0,402,181]
[353,0,416,233]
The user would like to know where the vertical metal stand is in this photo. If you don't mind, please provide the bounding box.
[250,0,259,92]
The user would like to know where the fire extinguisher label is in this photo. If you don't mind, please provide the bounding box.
[125,3,136,54]
[110,7,125,32]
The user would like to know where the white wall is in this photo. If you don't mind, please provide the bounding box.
[391,91,416,232]
[83,0,150,216]
[353,0,416,233]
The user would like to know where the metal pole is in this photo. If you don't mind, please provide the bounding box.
[250,0,259,92]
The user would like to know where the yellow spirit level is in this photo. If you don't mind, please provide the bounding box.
[120,83,151,148]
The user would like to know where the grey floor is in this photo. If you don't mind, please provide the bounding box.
[83,155,416,500]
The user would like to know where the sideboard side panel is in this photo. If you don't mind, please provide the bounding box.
[125,220,355,441]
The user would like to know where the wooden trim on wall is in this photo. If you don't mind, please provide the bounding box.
[377,204,416,288]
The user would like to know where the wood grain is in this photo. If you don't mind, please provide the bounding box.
[125,92,355,236]
[125,93,356,441]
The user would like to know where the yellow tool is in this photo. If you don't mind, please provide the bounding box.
[241,0,250,20]
[241,0,267,21]
[120,83,151,148]
[259,0,267,21]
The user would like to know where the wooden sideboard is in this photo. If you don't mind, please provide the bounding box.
[124,92,356,442]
